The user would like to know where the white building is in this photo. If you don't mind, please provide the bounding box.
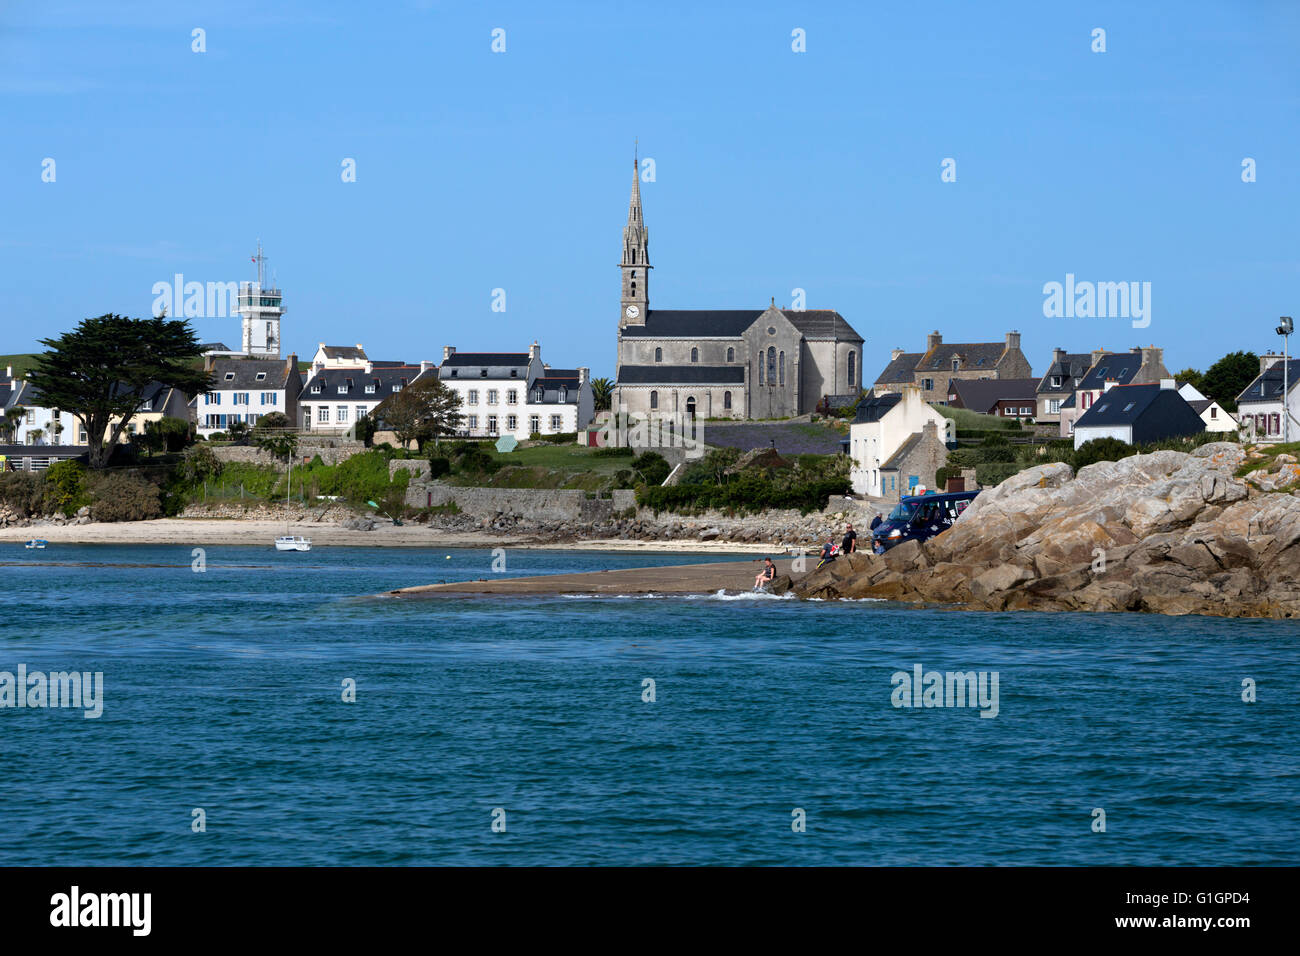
[1236,356,1300,443]
[848,386,954,497]
[438,342,594,440]
[238,243,284,359]
[1177,382,1237,434]
[300,361,436,436]
[195,354,303,438]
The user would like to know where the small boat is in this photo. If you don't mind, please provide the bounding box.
[275,535,312,552]
[24,539,48,550]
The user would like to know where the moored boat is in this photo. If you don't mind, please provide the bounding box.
[275,535,312,552]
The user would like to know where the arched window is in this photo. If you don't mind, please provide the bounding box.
[685,397,696,418]
[723,390,732,410]
[691,347,698,363]
[848,351,856,384]
[726,347,734,362]
[654,348,662,363]
[779,350,785,386]
[758,355,765,385]
[767,347,777,386]
[649,390,658,410]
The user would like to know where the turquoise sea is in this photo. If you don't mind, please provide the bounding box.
[1,544,1296,866]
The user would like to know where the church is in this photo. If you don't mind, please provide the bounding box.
[612,156,864,420]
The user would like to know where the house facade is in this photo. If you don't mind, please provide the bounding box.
[196,354,303,437]
[1059,346,1172,437]
[1236,356,1300,443]
[7,375,190,448]
[947,378,1039,419]
[848,387,954,499]
[610,156,863,420]
[1072,380,1206,449]
[1035,349,1092,423]
[301,361,435,436]
[438,344,594,440]
[872,331,1033,404]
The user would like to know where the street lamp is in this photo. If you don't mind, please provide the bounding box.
[1278,316,1294,443]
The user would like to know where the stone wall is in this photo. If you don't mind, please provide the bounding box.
[211,436,366,469]
[407,481,636,521]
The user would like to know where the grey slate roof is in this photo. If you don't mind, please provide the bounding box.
[1074,384,1199,431]
[1237,360,1300,404]
[949,378,1039,414]
[617,365,745,385]
[620,310,761,338]
[1036,353,1092,395]
[320,345,368,361]
[918,341,1006,371]
[441,352,530,367]
[781,309,862,341]
[1076,352,1143,390]
[880,433,920,470]
[439,353,530,380]
[530,371,581,405]
[305,365,433,398]
[874,352,924,385]
[853,391,902,424]
[209,358,294,391]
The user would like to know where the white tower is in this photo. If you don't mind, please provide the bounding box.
[238,240,284,359]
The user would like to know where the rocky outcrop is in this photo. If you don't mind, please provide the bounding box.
[781,442,1300,618]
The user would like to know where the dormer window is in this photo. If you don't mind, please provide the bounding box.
[952,358,959,371]
[337,385,347,394]
[311,384,322,393]
[510,369,518,377]
[450,369,458,378]
[559,387,567,402]
[480,369,487,378]
[534,388,543,402]
[365,384,376,394]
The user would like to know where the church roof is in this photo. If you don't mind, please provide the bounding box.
[781,309,862,341]
[617,365,745,385]
[620,310,761,338]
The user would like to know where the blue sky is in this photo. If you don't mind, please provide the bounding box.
[2,0,1298,377]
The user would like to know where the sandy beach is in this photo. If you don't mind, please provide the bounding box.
[0,517,785,554]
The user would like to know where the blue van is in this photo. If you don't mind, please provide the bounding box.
[870,490,979,553]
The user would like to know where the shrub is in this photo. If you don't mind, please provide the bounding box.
[631,451,671,486]
[177,444,222,484]
[1072,437,1133,470]
[87,473,163,522]
[428,456,451,479]
[975,462,1021,487]
[0,471,42,517]
[42,459,89,516]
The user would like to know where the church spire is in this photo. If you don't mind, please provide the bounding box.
[620,144,650,328]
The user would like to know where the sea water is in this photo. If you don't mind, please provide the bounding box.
[0,545,1296,865]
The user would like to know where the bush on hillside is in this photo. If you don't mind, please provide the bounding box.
[88,473,163,522]
[42,459,89,516]
[631,451,671,486]
[0,471,42,517]
[1072,437,1134,470]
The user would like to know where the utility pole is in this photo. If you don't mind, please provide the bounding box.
[1279,316,1294,443]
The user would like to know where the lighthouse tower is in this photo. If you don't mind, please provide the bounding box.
[238,241,284,359]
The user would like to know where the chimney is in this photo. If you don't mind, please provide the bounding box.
[364,361,373,374]
[926,331,942,351]
[420,360,432,374]
[204,354,215,373]
[578,366,589,385]
[529,340,541,362]
[1160,378,1175,390]
[1005,330,1021,352]
[922,419,938,440]
[1052,347,1065,365]
[891,347,904,361]
[1103,379,1117,392]
[443,346,455,363]
[4,365,11,378]
[355,344,364,351]
[1091,347,1108,366]
[285,353,297,376]
[1139,345,1164,369]
[1260,353,1284,375]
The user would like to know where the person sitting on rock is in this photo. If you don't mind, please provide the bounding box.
[816,538,838,570]
[754,557,777,590]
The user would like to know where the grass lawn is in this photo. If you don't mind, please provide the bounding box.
[442,443,635,491]
[934,405,1022,431]
[0,353,41,378]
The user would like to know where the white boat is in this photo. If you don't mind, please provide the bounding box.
[24,539,48,550]
[275,535,312,552]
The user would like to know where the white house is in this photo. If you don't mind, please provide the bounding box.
[1072,380,1207,450]
[300,361,436,436]
[1236,356,1300,443]
[849,386,954,497]
[438,342,594,440]
[196,354,303,438]
[1176,381,1237,434]
[6,376,190,448]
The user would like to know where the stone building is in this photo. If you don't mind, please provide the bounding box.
[872,330,1034,404]
[611,156,864,420]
